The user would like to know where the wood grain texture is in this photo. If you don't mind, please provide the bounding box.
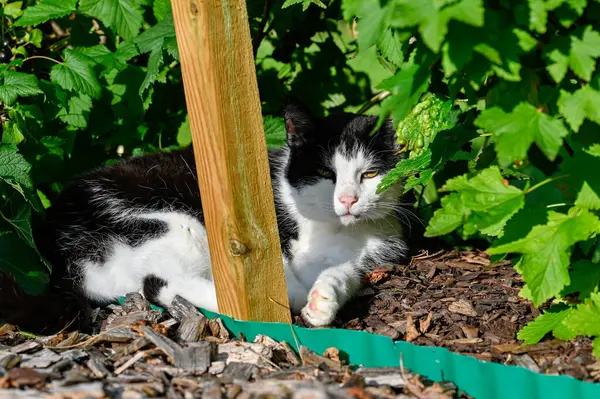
[169,0,290,323]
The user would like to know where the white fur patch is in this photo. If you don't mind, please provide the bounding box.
[82,211,218,311]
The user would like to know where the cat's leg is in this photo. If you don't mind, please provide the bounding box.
[300,261,362,326]
[149,275,219,312]
[284,263,310,314]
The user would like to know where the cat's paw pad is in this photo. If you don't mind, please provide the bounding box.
[301,284,339,327]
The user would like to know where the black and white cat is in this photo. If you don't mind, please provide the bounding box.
[0,101,408,333]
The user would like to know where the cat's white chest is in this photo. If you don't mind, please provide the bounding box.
[288,221,366,285]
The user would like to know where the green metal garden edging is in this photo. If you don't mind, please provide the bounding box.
[118,299,600,399]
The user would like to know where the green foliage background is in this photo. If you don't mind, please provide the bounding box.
[1,0,600,354]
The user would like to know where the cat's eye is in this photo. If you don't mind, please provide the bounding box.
[316,168,334,178]
[362,170,379,179]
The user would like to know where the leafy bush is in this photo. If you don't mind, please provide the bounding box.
[339,0,600,354]
[1,0,600,355]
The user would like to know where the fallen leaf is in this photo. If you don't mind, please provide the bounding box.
[461,252,491,266]
[324,347,341,363]
[365,270,390,285]
[447,261,481,271]
[346,386,373,399]
[446,338,483,345]
[448,299,478,317]
[419,312,433,334]
[492,340,565,354]
[405,314,420,342]
[427,264,437,279]
[8,368,43,387]
[461,325,479,338]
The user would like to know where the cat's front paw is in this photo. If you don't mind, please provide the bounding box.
[301,283,339,327]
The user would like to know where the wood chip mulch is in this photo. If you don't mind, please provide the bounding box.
[310,249,598,383]
[0,293,470,398]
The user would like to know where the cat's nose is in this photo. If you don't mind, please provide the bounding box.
[338,194,358,210]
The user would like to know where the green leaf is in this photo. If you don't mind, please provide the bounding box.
[425,166,525,237]
[0,201,35,249]
[388,0,431,28]
[396,95,458,151]
[475,103,569,166]
[545,26,600,82]
[378,64,431,124]
[0,145,33,192]
[562,260,600,299]
[4,1,24,18]
[356,5,386,51]
[377,150,432,194]
[153,0,171,21]
[389,0,483,52]
[0,232,49,294]
[28,29,43,48]
[264,116,286,149]
[177,116,191,147]
[528,0,548,34]
[134,14,175,54]
[558,85,600,132]
[569,26,600,81]
[0,70,43,106]
[138,43,164,97]
[164,36,179,60]
[50,49,102,99]
[79,0,144,40]
[560,144,600,210]
[57,93,93,129]
[489,208,600,306]
[377,29,404,67]
[517,307,572,345]
[565,292,600,337]
[420,0,484,52]
[41,136,66,157]
[425,193,467,236]
[0,145,42,212]
[282,0,326,11]
[14,0,77,26]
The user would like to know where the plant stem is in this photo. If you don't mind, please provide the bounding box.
[357,91,391,115]
[525,175,568,194]
[24,55,62,65]
[546,203,570,208]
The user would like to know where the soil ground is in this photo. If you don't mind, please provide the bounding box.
[0,250,597,398]
[313,249,597,382]
[0,293,470,398]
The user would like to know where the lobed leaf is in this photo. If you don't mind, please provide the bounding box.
[263,116,287,149]
[475,103,569,166]
[517,307,572,345]
[558,84,600,132]
[0,71,43,106]
[489,208,600,306]
[545,26,600,83]
[14,0,77,26]
[50,50,102,99]
[564,292,600,337]
[79,0,144,40]
[426,166,525,237]
[560,144,600,210]
[282,0,326,11]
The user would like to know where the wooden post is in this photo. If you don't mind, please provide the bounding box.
[170,0,291,323]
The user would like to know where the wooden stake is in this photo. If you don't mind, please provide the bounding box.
[170,0,291,323]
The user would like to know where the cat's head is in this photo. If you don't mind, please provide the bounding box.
[282,100,404,226]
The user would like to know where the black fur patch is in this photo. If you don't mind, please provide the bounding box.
[283,108,400,190]
[143,274,168,305]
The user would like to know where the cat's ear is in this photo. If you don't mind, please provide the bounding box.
[283,97,315,148]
